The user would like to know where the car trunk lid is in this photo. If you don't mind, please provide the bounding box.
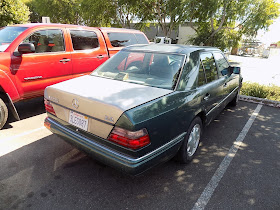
[44,75,172,138]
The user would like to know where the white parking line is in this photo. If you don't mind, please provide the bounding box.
[0,126,52,157]
[0,127,45,143]
[192,104,263,210]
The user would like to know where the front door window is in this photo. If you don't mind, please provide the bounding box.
[22,29,65,53]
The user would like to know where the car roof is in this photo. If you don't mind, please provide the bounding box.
[7,23,143,32]
[8,23,82,28]
[123,44,221,54]
[98,27,143,33]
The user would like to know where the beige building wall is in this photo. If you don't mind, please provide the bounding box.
[177,24,196,44]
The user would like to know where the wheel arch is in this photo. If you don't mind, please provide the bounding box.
[196,110,207,127]
[0,87,20,121]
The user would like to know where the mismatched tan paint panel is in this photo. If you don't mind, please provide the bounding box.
[52,103,113,139]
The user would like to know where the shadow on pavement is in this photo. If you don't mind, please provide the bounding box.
[3,97,45,129]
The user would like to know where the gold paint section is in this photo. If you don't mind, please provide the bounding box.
[52,104,113,139]
[46,86,123,123]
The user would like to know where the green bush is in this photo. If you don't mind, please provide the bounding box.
[240,82,280,101]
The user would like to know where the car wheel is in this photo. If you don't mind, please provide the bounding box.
[229,89,239,107]
[176,117,202,163]
[0,97,8,129]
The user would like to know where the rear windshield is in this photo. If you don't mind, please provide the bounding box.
[0,26,27,51]
[107,32,148,47]
[91,50,185,90]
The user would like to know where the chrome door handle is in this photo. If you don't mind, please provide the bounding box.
[97,55,104,60]
[203,94,210,101]
[60,58,71,63]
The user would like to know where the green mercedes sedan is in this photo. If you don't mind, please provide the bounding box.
[44,44,242,175]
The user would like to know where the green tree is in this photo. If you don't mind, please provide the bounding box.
[29,0,82,24]
[136,0,190,37]
[81,0,140,27]
[80,0,115,26]
[0,0,30,26]
[113,0,139,28]
[188,0,280,50]
[23,0,40,23]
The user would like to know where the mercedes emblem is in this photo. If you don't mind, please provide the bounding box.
[72,98,79,109]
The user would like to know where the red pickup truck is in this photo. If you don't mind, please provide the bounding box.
[0,23,149,129]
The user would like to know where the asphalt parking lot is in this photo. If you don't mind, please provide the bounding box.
[0,98,279,209]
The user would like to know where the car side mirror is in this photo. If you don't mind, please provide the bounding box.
[232,66,240,74]
[18,43,35,54]
[221,68,229,76]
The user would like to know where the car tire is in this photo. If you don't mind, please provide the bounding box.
[175,117,202,163]
[229,89,239,107]
[0,97,8,129]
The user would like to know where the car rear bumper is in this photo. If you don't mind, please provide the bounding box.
[45,117,185,175]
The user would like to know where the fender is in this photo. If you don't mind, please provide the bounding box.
[0,67,20,101]
[0,68,21,121]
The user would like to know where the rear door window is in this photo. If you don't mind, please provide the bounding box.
[213,52,230,76]
[70,30,99,50]
[107,32,138,47]
[200,53,218,83]
[198,62,206,86]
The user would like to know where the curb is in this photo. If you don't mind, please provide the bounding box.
[239,95,280,108]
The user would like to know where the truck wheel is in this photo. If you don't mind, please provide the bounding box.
[0,98,8,129]
[175,117,202,163]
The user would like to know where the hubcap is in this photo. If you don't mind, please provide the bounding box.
[187,124,201,157]
[0,106,3,123]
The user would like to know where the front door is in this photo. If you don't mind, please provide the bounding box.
[11,28,72,99]
[213,52,240,102]
[198,52,226,122]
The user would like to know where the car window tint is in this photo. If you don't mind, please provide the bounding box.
[70,30,99,50]
[117,52,145,71]
[135,33,149,44]
[107,32,138,47]
[198,61,206,86]
[213,52,229,76]
[92,51,184,90]
[200,53,218,83]
[22,29,65,53]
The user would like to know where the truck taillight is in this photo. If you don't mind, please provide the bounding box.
[108,127,150,150]
[44,99,56,116]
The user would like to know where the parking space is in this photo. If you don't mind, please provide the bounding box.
[0,100,279,209]
[206,104,280,209]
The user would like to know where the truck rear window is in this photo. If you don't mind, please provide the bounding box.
[135,33,149,44]
[107,32,138,47]
[70,30,100,50]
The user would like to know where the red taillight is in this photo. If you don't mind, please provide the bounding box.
[44,99,56,116]
[44,118,51,130]
[108,127,150,150]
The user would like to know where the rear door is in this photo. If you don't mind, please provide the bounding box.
[69,29,109,77]
[198,52,226,121]
[11,28,72,99]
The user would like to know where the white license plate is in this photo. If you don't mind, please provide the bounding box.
[69,111,89,131]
